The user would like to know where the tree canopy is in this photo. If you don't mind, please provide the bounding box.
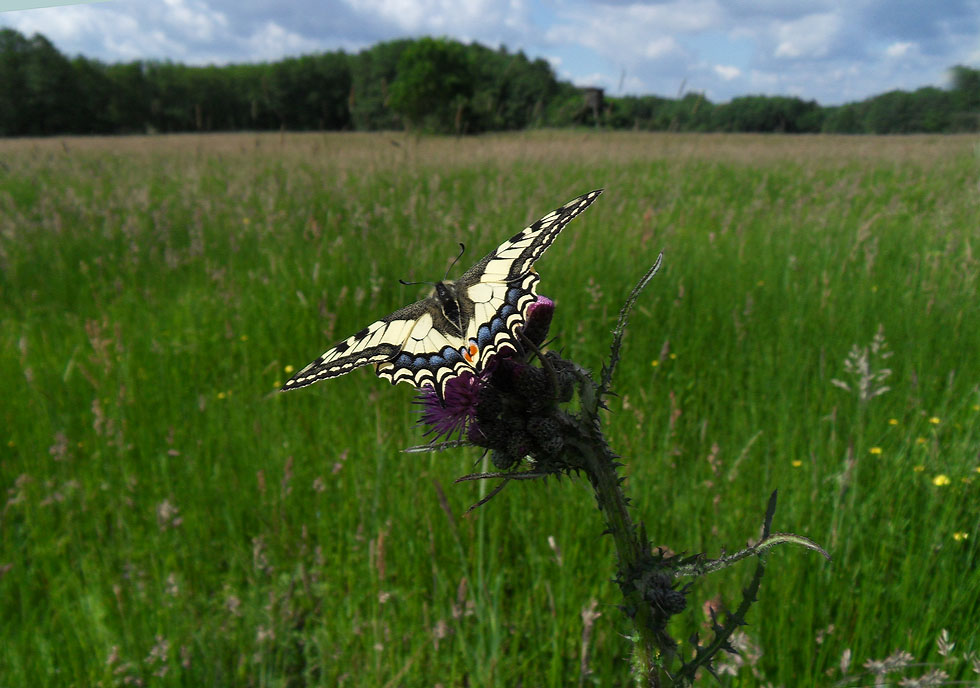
[0,28,977,136]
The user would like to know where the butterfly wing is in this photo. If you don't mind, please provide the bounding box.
[281,297,437,390]
[282,189,603,397]
[374,302,477,393]
[452,189,604,372]
[282,293,478,393]
[462,189,604,287]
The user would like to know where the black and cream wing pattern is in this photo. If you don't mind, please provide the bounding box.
[282,189,603,398]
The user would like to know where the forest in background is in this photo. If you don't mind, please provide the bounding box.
[1,28,978,137]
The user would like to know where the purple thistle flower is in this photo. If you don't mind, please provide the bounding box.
[416,295,557,447]
[415,371,484,441]
[523,296,554,348]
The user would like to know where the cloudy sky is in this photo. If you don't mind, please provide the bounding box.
[2,0,979,105]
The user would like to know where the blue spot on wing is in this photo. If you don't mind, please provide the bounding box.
[394,347,464,374]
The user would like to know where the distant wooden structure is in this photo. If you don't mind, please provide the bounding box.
[581,87,604,128]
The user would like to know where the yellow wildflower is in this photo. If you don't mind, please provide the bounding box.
[669,353,677,360]
[651,360,659,368]
[932,474,951,487]
[791,460,803,468]
[888,418,898,426]
[953,532,969,542]
[285,364,295,374]
[217,391,226,400]
[869,447,882,455]
[929,417,941,425]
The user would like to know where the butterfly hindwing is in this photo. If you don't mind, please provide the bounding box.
[282,189,603,398]
[375,300,476,391]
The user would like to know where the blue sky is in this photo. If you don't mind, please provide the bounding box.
[2,0,978,105]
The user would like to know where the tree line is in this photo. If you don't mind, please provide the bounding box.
[1,29,977,137]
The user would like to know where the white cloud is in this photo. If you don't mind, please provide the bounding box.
[545,1,718,65]
[571,71,608,88]
[747,69,780,90]
[342,0,430,32]
[620,73,647,93]
[0,0,977,106]
[245,21,322,60]
[341,0,529,38]
[2,4,100,45]
[885,41,914,58]
[713,64,741,81]
[161,0,228,42]
[773,12,842,59]
[643,36,682,60]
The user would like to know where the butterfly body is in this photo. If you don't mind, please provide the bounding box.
[283,190,603,398]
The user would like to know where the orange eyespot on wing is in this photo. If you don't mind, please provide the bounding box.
[462,341,479,364]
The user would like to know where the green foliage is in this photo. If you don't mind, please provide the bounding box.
[0,28,978,136]
[348,38,412,130]
[541,82,591,127]
[388,37,472,133]
[102,61,154,133]
[710,95,823,133]
[946,65,980,132]
[0,29,80,135]
[1,131,979,686]
[951,64,980,113]
[605,94,675,129]
[862,88,955,133]
[270,53,352,130]
[466,45,560,130]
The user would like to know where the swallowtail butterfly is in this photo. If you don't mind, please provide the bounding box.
[282,190,603,399]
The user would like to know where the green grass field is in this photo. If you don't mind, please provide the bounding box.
[2,131,978,686]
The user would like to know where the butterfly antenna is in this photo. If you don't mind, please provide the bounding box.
[399,278,435,287]
[444,243,466,280]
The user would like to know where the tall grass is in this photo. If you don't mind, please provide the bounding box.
[1,131,978,686]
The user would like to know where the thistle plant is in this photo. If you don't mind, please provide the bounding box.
[407,255,828,687]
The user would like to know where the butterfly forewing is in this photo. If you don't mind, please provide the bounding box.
[281,299,430,390]
[458,189,603,286]
[282,189,603,398]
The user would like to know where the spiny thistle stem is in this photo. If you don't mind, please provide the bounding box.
[600,253,664,400]
[409,256,827,687]
[565,416,667,686]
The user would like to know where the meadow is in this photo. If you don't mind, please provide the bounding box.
[1,131,978,686]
